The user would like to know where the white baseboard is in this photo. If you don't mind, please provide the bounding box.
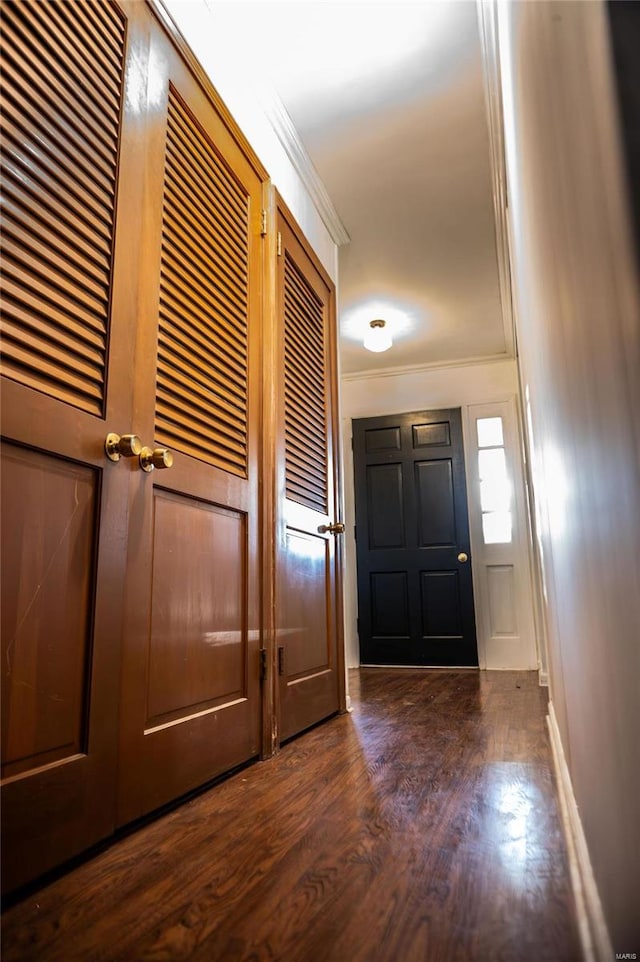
[539,669,549,686]
[547,703,613,962]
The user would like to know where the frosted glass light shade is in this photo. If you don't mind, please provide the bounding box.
[364,319,392,352]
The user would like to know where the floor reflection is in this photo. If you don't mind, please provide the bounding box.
[2,668,580,962]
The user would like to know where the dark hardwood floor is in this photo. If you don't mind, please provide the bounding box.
[2,669,583,962]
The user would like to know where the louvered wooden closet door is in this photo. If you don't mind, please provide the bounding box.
[0,0,150,892]
[276,200,344,741]
[116,17,266,823]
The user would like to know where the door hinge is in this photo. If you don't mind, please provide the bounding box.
[259,648,267,682]
[277,646,286,676]
[277,231,282,257]
[260,209,267,236]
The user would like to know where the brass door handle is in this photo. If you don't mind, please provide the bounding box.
[105,432,143,462]
[318,522,345,535]
[458,552,469,563]
[139,447,174,473]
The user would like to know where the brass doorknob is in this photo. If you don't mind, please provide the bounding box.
[105,432,143,462]
[139,446,174,473]
[458,552,469,563]
[317,522,345,535]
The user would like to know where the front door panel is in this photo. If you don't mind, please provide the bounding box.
[354,409,478,667]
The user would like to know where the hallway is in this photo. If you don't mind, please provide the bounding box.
[2,670,582,962]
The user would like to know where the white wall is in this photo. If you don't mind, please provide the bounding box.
[340,357,525,667]
[499,1,640,952]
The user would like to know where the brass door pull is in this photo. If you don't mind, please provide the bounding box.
[139,447,174,473]
[105,433,143,462]
[318,522,345,535]
[457,552,469,563]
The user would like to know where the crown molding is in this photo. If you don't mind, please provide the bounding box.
[477,0,517,359]
[341,352,513,383]
[260,90,351,248]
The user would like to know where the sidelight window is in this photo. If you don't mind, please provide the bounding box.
[476,417,512,544]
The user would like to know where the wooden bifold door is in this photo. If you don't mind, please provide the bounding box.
[1,0,343,894]
[114,15,265,828]
[1,0,147,892]
[275,199,344,742]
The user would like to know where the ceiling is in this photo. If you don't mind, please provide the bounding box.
[208,1,507,375]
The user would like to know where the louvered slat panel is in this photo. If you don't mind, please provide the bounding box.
[163,183,247,303]
[2,214,109,302]
[159,288,246,378]
[3,22,120,162]
[0,0,125,415]
[29,0,123,102]
[157,329,246,402]
[286,449,327,495]
[155,88,249,476]
[164,140,248,270]
[2,67,116,184]
[157,357,245,420]
[285,271,328,338]
[284,404,326,486]
[162,235,247,336]
[284,252,328,512]
[284,317,325,379]
[167,104,248,231]
[84,0,123,52]
[285,362,326,420]
[2,150,113,253]
[284,427,326,473]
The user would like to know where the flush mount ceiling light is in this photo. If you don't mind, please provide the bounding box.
[364,318,392,353]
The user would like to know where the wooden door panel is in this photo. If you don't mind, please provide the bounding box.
[354,409,478,667]
[412,420,451,447]
[1,443,97,779]
[280,530,331,678]
[420,571,463,638]
[116,15,266,824]
[146,493,248,724]
[366,463,405,548]
[276,200,343,742]
[370,572,410,637]
[278,524,337,737]
[119,487,258,821]
[1,0,149,891]
[415,460,456,547]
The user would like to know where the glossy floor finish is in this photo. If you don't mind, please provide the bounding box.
[2,670,583,962]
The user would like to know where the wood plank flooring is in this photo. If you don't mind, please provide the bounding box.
[2,669,583,962]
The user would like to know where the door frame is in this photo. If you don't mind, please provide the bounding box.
[342,392,541,673]
[352,407,478,668]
